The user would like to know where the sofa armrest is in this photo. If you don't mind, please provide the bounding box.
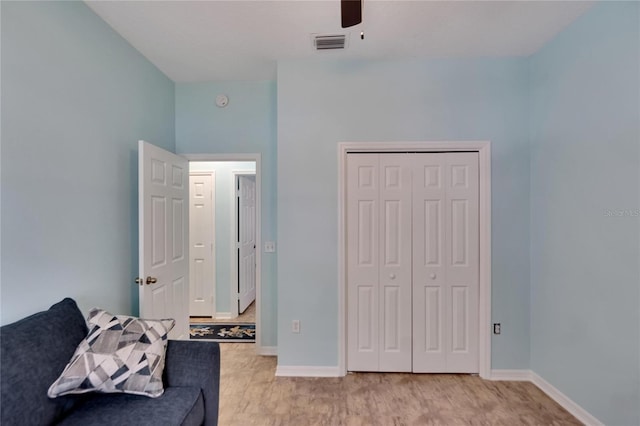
[163,340,220,426]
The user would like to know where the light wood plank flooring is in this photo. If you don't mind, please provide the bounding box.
[191,301,256,324]
[218,344,581,426]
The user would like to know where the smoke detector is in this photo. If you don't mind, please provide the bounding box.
[313,34,348,51]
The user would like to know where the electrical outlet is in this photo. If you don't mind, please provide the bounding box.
[493,323,501,335]
[292,320,300,333]
[265,241,276,253]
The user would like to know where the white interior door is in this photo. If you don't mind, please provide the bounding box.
[347,154,380,371]
[238,175,256,314]
[440,152,479,372]
[139,140,189,340]
[347,154,413,372]
[189,173,215,317]
[347,152,479,373]
[412,153,479,372]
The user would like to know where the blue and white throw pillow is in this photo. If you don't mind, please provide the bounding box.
[48,309,174,398]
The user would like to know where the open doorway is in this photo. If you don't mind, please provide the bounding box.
[187,159,259,333]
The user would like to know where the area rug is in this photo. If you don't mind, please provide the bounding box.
[189,323,255,342]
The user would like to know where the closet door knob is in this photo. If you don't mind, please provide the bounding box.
[389,273,396,280]
[430,273,436,279]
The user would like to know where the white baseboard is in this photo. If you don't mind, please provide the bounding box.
[530,372,603,426]
[490,369,532,381]
[257,346,277,356]
[275,365,341,377]
[213,312,232,320]
[490,369,602,426]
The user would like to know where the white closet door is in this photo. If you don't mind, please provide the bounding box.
[347,154,413,372]
[412,154,447,371]
[347,152,478,374]
[378,154,413,371]
[413,152,479,373]
[443,152,479,372]
[347,154,380,371]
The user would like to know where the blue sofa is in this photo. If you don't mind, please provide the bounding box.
[0,298,220,425]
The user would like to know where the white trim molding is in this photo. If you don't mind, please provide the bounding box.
[490,370,602,426]
[275,365,341,377]
[257,346,277,356]
[530,372,604,426]
[489,369,532,381]
[213,312,232,320]
[337,141,492,378]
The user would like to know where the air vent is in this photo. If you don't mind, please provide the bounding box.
[314,34,347,50]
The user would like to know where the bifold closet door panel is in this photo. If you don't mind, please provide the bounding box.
[347,154,380,371]
[412,152,479,373]
[378,154,412,372]
[443,152,479,373]
[412,154,448,372]
[347,154,413,372]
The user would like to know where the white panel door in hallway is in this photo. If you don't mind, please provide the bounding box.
[189,173,215,317]
[238,175,256,314]
[346,152,479,373]
[139,141,189,340]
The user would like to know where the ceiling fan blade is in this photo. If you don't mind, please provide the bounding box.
[341,0,362,28]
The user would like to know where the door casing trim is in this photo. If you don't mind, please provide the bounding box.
[337,141,492,378]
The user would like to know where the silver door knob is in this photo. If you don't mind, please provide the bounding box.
[389,273,396,280]
[430,273,436,279]
[146,276,157,285]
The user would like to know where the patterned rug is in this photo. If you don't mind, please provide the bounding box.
[189,323,255,342]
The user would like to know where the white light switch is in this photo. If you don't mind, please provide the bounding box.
[265,241,276,253]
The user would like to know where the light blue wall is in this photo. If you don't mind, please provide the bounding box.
[529,2,639,425]
[189,161,256,314]
[175,81,277,347]
[0,1,175,324]
[277,59,530,367]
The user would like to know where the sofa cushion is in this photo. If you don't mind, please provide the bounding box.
[0,298,88,425]
[57,386,204,426]
[48,308,175,399]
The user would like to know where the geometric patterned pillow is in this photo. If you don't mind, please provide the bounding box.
[47,309,175,399]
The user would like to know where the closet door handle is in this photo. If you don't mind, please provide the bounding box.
[430,273,436,280]
[389,273,396,280]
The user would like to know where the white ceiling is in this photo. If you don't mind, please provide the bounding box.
[86,0,594,82]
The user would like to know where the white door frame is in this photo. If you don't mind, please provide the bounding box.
[337,141,492,378]
[183,154,263,352]
[231,171,257,319]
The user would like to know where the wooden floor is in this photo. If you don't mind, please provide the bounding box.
[218,344,581,426]
[191,301,256,324]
